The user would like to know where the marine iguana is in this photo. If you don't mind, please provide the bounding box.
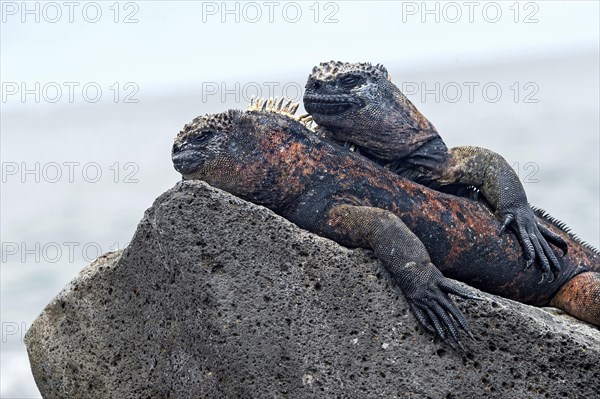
[303,61,568,282]
[171,98,600,349]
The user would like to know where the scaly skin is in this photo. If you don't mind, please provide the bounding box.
[550,272,600,325]
[303,61,568,282]
[171,100,600,348]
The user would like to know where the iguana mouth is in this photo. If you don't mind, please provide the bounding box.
[304,94,364,116]
[172,148,204,176]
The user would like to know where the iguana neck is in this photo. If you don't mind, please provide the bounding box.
[384,136,451,185]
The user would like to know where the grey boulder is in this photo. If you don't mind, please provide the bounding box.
[26,180,600,398]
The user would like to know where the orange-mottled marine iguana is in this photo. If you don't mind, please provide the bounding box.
[171,97,599,349]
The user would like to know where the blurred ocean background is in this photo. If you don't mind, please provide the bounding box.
[1,2,598,397]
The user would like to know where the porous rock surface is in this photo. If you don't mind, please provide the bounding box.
[26,180,600,398]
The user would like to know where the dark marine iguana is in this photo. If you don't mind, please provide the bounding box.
[303,61,568,282]
[171,98,600,349]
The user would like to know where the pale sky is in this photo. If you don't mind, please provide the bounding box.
[1,1,599,108]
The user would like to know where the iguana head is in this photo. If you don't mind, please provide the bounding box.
[172,109,242,179]
[304,60,391,121]
[172,98,311,204]
[304,61,438,161]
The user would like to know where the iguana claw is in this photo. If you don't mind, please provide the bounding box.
[402,265,478,351]
[499,205,564,282]
[498,214,514,236]
[524,259,534,270]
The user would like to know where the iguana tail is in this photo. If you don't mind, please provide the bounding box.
[533,206,600,326]
[550,272,600,327]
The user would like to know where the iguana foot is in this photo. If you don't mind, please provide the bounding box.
[498,204,567,282]
[327,204,480,351]
[399,262,480,350]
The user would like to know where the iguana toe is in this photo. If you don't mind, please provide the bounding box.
[538,222,569,256]
[501,207,563,282]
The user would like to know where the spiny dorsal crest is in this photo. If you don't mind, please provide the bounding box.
[531,206,600,256]
[247,96,315,130]
[310,61,390,81]
[247,96,300,116]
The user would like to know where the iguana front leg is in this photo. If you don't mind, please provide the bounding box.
[431,146,568,281]
[328,204,479,349]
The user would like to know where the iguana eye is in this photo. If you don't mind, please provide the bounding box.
[189,130,216,145]
[338,74,363,89]
[307,79,322,90]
